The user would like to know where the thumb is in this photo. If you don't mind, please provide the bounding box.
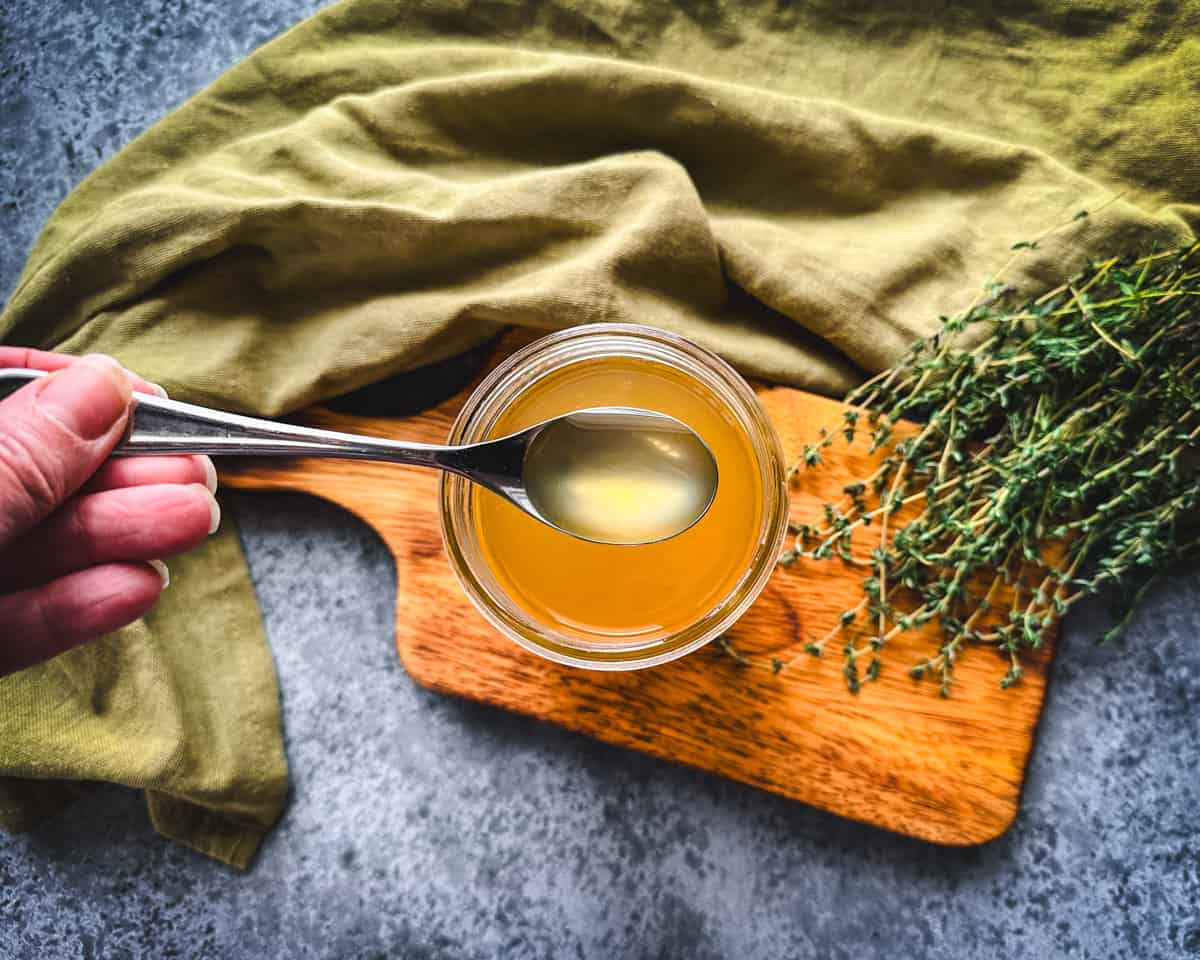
[0,355,133,549]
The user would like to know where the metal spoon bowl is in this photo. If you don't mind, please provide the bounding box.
[0,369,719,546]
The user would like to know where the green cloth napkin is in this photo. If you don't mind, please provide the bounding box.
[2,0,1197,867]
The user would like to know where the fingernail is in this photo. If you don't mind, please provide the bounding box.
[198,487,221,534]
[146,559,170,589]
[82,353,163,399]
[199,456,218,494]
[37,356,133,440]
[81,353,123,371]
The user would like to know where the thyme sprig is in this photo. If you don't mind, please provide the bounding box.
[727,240,1200,694]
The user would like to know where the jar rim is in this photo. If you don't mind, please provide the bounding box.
[439,323,789,670]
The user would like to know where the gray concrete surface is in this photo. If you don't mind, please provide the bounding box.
[1,2,1198,957]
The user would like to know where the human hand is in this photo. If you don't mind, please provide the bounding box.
[0,349,220,677]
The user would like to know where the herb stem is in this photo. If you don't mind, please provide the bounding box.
[755,239,1200,693]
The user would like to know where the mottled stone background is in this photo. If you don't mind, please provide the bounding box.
[1,2,1197,957]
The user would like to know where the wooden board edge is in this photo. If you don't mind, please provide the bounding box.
[395,638,1037,848]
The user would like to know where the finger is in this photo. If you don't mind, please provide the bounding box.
[0,348,165,397]
[0,562,166,678]
[82,455,217,494]
[0,483,219,591]
[0,348,76,374]
[0,355,133,548]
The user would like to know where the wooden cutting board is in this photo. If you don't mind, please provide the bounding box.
[220,336,1054,845]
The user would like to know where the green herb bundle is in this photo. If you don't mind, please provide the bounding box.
[735,240,1200,695]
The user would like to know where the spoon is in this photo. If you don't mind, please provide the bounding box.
[0,368,718,546]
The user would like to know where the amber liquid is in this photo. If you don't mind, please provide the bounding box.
[474,356,764,644]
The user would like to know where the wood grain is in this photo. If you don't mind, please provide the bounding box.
[220,337,1054,845]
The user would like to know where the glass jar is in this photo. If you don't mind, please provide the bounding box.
[440,324,788,670]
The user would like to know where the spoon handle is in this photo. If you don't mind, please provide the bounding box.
[0,368,456,467]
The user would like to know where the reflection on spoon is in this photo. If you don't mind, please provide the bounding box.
[522,407,719,545]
